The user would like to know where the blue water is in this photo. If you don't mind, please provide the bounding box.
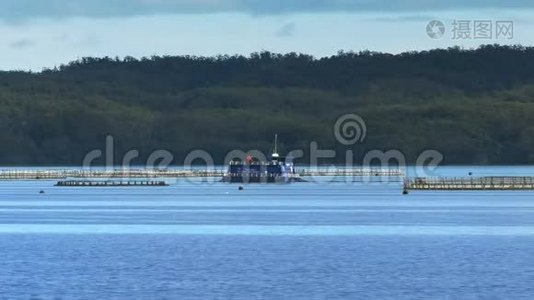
[1,166,534,299]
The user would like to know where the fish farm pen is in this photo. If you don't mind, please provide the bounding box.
[404,177,534,191]
[55,180,169,187]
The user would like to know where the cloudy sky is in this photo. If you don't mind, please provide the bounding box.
[1,0,533,70]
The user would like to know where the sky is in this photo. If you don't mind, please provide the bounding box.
[1,0,533,71]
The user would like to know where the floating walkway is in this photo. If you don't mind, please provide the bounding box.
[0,168,404,181]
[0,169,225,180]
[298,168,402,177]
[55,180,169,187]
[404,177,534,191]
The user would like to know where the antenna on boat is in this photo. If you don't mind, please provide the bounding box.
[272,134,280,160]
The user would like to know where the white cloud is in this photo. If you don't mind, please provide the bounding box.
[9,38,35,48]
[0,0,533,21]
[276,22,296,37]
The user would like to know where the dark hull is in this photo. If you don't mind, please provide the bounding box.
[222,175,289,184]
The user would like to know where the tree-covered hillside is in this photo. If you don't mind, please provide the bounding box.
[1,44,534,165]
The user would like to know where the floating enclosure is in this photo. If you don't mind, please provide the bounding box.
[55,180,169,187]
[404,176,534,191]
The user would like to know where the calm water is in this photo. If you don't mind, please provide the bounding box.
[1,166,534,299]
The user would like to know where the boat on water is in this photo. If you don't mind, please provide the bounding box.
[222,135,299,183]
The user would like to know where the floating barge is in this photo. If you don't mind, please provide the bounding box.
[223,135,297,183]
[55,180,169,187]
[404,176,534,191]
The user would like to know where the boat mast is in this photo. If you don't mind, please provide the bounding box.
[272,134,280,160]
[274,134,278,154]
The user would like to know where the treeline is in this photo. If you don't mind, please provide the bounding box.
[1,44,534,165]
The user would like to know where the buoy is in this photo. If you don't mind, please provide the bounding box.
[468,172,473,176]
[39,190,45,194]
[402,189,408,195]
[238,186,244,191]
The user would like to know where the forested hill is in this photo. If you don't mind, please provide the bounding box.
[2,44,534,165]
